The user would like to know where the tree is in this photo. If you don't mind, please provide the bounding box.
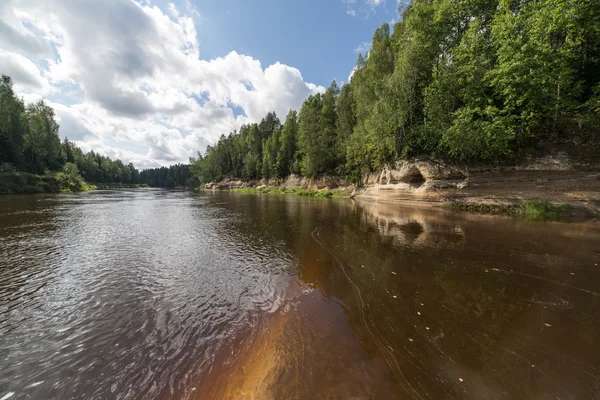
[276,110,300,177]
[0,75,26,167]
[23,100,62,174]
[261,126,281,179]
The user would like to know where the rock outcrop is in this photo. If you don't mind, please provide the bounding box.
[357,159,468,202]
[283,175,351,190]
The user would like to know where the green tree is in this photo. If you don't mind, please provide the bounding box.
[276,110,300,177]
[298,81,340,177]
[23,100,62,174]
[0,75,26,167]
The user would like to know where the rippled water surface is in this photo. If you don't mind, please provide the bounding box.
[1,189,600,399]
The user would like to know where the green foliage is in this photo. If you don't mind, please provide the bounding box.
[0,75,142,194]
[55,162,92,192]
[230,187,350,198]
[336,84,355,166]
[189,0,600,185]
[297,84,342,177]
[0,76,26,167]
[452,199,573,219]
[520,200,573,220]
[0,167,62,194]
[23,101,62,174]
[277,110,300,177]
[139,164,194,188]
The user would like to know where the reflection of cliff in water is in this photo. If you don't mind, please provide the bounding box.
[297,198,600,400]
[351,199,467,250]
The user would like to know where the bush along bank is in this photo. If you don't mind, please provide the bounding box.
[0,163,93,194]
[230,187,351,198]
[451,200,574,220]
[0,163,151,194]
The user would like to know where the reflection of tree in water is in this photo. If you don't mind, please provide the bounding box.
[0,195,65,321]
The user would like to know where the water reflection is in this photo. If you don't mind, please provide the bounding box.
[203,193,600,399]
[0,191,599,399]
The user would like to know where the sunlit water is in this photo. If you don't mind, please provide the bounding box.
[1,189,600,399]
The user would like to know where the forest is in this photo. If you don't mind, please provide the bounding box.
[1,74,199,192]
[139,165,193,188]
[191,0,600,184]
[0,75,145,193]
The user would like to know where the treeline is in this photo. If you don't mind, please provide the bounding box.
[0,75,141,192]
[139,164,194,188]
[61,140,140,184]
[192,0,600,183]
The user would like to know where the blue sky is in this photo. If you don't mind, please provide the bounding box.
[184,0,400,85]
[0,0,400,168]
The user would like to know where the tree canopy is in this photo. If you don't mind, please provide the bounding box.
[191,0,600,184]
[139,164,193,188]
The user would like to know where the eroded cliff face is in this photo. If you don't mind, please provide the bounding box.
[353,154,600,216]
[357,160,468,203]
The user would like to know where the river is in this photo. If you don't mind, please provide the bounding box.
[1,189,599,399]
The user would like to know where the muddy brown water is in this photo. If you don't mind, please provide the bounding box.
[1,189,600,399]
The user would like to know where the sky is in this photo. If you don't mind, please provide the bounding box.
[0,0,400,169]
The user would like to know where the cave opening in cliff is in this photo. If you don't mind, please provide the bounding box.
[405,167,426,188]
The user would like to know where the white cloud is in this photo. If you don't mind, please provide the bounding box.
[0,1,52,60]
[354,41,371,55]
[348,67,357,82]
[0,0,324,168]
[0,50,52,94]
[344,0,387,17]
[167,3,180,19]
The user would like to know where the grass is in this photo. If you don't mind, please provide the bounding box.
[230,187,350,198]
[519,200,573,220]
[451,199,573,220]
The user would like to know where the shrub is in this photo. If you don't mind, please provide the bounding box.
[520,200,572,220]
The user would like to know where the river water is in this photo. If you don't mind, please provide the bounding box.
[1,189,600,399]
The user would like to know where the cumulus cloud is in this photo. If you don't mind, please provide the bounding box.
[0,0,324,167]
[0,2,51,59]
[0,50,52,94]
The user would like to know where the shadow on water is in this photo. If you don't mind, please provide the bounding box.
[1,190,600,399]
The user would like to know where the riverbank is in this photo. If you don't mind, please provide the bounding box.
[0,171,150,194]
[204,153,600,220]
[0,171,84,194]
